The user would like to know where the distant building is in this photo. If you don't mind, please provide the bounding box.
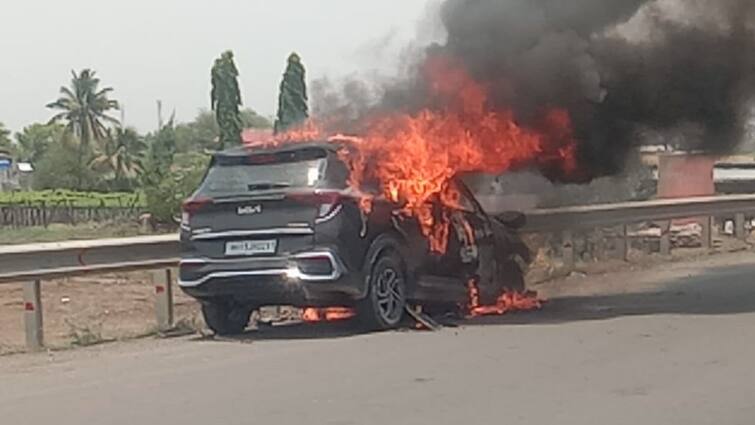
[0,150,33,191]
[0,150,18,191]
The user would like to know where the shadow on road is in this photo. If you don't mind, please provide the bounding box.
[194,320,365,344]
[193,263,755,342]
[467,263,755,327]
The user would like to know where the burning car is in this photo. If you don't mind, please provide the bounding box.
[178,142,531,335]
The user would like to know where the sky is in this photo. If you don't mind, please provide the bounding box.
[0,0,434,134]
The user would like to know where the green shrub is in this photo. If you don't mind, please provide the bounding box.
[0,190,142,208]
[32,143,105,191]
[141,153,210,223]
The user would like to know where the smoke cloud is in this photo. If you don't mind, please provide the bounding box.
[314,0,755,180]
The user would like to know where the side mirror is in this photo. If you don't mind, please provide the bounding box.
[496,211,527,229]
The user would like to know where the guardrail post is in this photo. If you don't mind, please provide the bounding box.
[562,230,575,271]
[594,229,606,261]
[735,213,747,241]
[23,280,44,351]
[153,269,174,332]
[702,216,714,249]
[659,221,671,256]
[618,224,631,262]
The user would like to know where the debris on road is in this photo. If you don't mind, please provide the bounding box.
[405,306,442,331]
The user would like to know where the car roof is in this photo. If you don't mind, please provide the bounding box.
[215,142,340,158]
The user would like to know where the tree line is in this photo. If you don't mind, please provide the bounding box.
[0,51,310,222]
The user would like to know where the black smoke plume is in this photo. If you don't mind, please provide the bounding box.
[314,0,755,180]
[440,0,755,178]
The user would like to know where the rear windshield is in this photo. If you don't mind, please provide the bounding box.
[198,148,347,197]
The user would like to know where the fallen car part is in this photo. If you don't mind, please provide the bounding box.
[405,305,442,331]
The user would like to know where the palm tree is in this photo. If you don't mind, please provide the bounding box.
[47,69,120,164]
[91,127,146,190]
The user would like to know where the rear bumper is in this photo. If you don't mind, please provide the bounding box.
[178,250,363,306]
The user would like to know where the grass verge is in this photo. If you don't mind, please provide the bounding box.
[0,222,163,245]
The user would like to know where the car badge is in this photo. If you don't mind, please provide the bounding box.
[237,205,263,215]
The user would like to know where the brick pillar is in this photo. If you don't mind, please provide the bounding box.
[657,153,716,231]
[657,153,715,199]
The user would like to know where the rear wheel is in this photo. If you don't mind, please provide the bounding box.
[358,252,407,330]
[201,301,252,336]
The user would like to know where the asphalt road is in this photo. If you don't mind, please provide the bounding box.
[2,253,755,425]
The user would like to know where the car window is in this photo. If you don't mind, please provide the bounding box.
[198,158,327,197]
[198,148,351,197]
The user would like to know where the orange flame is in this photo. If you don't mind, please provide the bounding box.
[255,54,579,254]
[301,307,356,323]
[467,280,544,317]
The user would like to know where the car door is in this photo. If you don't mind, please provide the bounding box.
[447,180,497,290]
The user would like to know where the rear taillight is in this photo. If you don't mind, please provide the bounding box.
[180,196,214,229]
[288,191,344,223]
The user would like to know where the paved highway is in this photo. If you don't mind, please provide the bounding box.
[1,253,755,425]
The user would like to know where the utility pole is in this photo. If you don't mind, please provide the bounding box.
[157,100,163,130]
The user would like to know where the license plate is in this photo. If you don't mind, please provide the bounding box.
[224,240,277,256]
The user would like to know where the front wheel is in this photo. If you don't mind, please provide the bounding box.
[358,252,407,330]
[201,301,252,336]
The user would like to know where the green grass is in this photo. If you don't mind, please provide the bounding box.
[0,190,144,208]
[0,222,160,245]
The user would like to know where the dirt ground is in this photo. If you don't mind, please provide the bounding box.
[0,271,202,355]
[0,235,751,355]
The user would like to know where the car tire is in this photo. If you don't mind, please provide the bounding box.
[201,301,251,336]
[358,251,407,330]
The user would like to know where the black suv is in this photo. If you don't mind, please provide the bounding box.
[179,143,531,334]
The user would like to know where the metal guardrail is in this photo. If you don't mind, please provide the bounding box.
[521,194,755,233]
[0,234,178,284]
[0,235,180,351]
[518,194,755,271]
[2,194,755,352]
